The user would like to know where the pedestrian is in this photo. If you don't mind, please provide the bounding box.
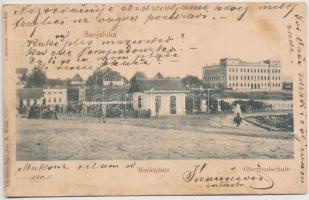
[155,102,160,118]
[97,104,106,123]
[81,103,87,121]
[234,113,242,127]
[232,103,242,117]
[68,104,73,120]
[53,106,58,120]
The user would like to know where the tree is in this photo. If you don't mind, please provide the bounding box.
[25,70,47,88]
[182,75,202,86]
[133,71,147,79]
[129,71,147,84]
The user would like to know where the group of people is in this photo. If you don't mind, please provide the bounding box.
[26,103,59,120]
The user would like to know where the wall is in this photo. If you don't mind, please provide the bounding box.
[43,88,67,106]
[133,91,186,116]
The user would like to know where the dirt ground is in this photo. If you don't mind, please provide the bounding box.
[16,113,293,160]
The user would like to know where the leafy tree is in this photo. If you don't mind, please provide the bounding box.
[25,70,47,88]
[182,75,202,86]
[129,71,147,84]
[133,71,147,79]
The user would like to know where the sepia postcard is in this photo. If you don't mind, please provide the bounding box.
[2,1,307,197]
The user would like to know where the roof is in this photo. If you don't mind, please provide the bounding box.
[85,87,129,102]
[71,73,84,82]
[153,72,164,79]
[16,68,28,74]
[129,79,188,92]
[17,88,43,99]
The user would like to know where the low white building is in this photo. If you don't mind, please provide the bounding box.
[17,88,43,107]
[129,79,188,116]
[42,88,67,106]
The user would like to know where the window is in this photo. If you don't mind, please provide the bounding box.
[60,92,62,94]
[59,98,62,102]
[170,96,177,114]
[138,96,142,109]
[54,98,57,103]
[155,96,161,110]
[48,92,51,94]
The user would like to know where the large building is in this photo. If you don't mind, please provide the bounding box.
[203,58,282,91]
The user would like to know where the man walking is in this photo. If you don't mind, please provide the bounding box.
[97,104,106,123]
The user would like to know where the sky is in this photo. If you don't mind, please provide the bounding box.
[8,3,299,81]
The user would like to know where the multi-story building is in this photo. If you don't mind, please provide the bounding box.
[202,58,282,91]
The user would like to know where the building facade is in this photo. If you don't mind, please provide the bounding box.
[203,58,282,91]
[42,88,67,106]
[17,88,43,107]
[129,79,188,116]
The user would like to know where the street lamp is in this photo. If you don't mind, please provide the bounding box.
[102,88,106,104]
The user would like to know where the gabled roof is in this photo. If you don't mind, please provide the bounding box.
[153,72,164,79]
[129,79,188,92]
[17,88,43,99]
[122,76,129,84]
[16,68,28,74]
[71,73,84,82]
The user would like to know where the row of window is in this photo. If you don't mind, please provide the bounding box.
[205,75,281,81]
[229,75,281,81]
[44,91,63,95]
[46,98,62,103]
[228,68,280,74]
[137,96,176,110]
[204,68,224,74]
[229,82,281,88]
[104,78,121,82]
[204,76,225,81]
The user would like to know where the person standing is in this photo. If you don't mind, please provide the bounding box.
[101,103,106,123]
[232,103,242,117]
[155,101,160,118]
[97,104,106,123]
[234,113,242,127]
